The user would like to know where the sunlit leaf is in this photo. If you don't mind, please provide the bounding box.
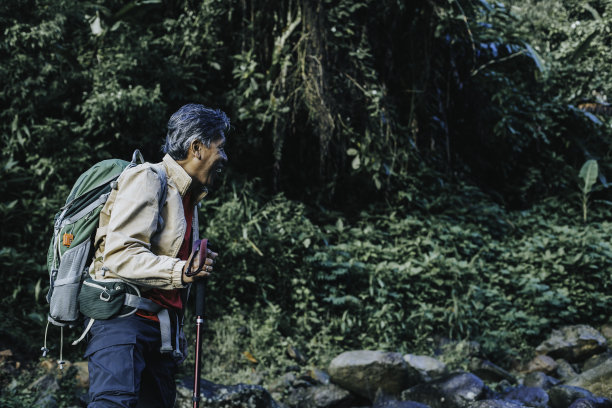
[90,13,103,36]
[243,351,258,363]
[579,160,598,195]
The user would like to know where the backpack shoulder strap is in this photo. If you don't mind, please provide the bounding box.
[149,163,168,209]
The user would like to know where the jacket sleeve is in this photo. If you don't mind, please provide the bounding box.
[102,165,186,290]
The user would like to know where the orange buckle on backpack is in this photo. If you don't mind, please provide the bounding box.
[62,233,74,247]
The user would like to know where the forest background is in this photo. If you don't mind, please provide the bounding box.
[2,0,612,403]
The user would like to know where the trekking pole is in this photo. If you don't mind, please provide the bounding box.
[189,239,208,408]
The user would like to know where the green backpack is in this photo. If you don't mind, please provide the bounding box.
[43,150,167,366]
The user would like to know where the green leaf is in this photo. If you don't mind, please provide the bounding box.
[373,176,381,190]
[523,42,546,74]
[351,155,361,170]
[11,115,18,133]
[579,160,598,195]
[582,3,601,21]
[568,30,599,63]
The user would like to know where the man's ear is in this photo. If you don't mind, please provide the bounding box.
[191,139,202,160]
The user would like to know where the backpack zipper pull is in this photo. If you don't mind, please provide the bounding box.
[41,320,50,357]
[58,327,65,370]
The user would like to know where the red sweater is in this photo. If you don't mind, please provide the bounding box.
[136,193,193,321]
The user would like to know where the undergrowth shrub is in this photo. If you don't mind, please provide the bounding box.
[196,179,612,374]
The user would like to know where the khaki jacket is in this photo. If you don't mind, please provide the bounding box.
[88,154,208,290]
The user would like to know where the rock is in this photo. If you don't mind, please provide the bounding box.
[556,359,579,381]
[287,383,360,408]
[287,345,307,364]
[470,359,517,384]
[468,401,526,408]
[522,372,560,390]
[373,390,430,408]
[269,372,297,393]
[328,350,418,400]
[175,379,280,408]
[502,386,549,408]
[307,384,357,408]
[582,352,612,372]
[401,372,488,408]
[375,400,432,408]
[28,374,60,408]
[535,326,607,363]
[568,397,612,408]
[566,357,612,399]
[548,385,594,408]
[28,373,60,392]
[292,378,315,388]
[307,368,331,385]
[33,393,58,408]
[525,355,558,375]
[403,354,448,382]
[494,380,514,394]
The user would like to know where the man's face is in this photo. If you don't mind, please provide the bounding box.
[193,136,227,187]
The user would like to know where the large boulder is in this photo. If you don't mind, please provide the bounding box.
[468,401,526,408]
[524,355,558,375]
[175,379,280,408]
[328,350,417,400]
[582,352,612,372]
[555,359,579,382]
[401,372,488,408]
[566,357,612,399]
[502,386,549,408]
[536,326,607,363]
[548,385,595,408]
[470,359,517,384]
[286,383,361,408]
[523,372,560,390]
[403,354,448,382]
[373,390,431,408]
[568,398,612,408]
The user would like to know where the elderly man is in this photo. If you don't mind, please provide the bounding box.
[84,104,229,407]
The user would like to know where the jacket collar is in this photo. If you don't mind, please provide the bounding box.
[162,154,209,202]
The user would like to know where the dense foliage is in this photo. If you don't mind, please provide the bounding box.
[1,0,612,398]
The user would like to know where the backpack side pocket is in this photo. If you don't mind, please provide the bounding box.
[48,239,91,325]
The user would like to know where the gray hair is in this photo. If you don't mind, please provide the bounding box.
[162,104,230,160]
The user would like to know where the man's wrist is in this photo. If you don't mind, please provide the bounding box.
[173,260,188,287]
